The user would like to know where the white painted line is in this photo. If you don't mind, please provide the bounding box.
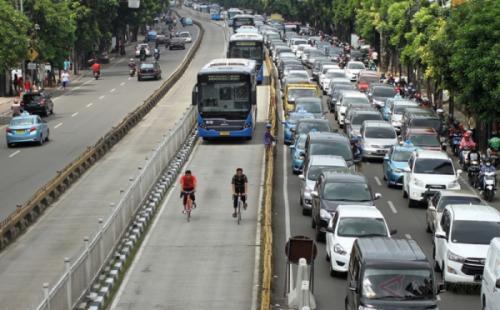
[282,144,293,287]
[120,82,126,86]
[110,88,116,93]
[98,95,105,100]
[8,150,20,158]
[374,176,382,186]
[73,86,81,91]
[437,295,441,301]
[128,77,132,80]
[387,201,397,214]
[71,112,78,117]
[405,234,412,240]
[83,79,93,85]
[54,122,63,129]
[86,103,93,108]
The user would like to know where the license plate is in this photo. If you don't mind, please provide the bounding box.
[474,274,482,281]
[16,130,25,134]
[377,150,386,154]
[219,131,230,136]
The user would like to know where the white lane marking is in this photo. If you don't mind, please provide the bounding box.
[98,95,105,100]
[71,112,79,117]
[9,150,20,158]
[387,201,397,214]
[86,103,93,108]
[110,88,116,93]
[437,295,441,301]
[110,140,200,309]
[405,234,412,240]
[53,97,60,102]
[282,144,293,287]
[73,86,81,91]
[128,77,132,80]
[54,122,63,129]
[83,79,93,85]
[374,176,382,186]
[120,82,126,86]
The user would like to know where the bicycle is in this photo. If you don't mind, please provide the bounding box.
[183,190,194,222]
[235,193,246,225]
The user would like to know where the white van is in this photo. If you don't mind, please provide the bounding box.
[482,237,500,310]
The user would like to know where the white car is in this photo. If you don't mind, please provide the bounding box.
[299,155,348,214]
[177,31,192,43]
[135,44,151,57]
[426,190,484,233]
[344,61,366,82]
[295,44,311,59]
[482,237,500,310]
[290,38,308,53]
[325,205,394,275]
[336,91,369,127]
[403,150,461,208]
[320,69,347,94]
[434,204,500,285]
[318,65,340,85]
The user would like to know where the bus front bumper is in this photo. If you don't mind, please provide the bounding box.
[198,127,253,138]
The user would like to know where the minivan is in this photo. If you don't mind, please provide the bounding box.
[482,237,500,310]
[346,237,443,310]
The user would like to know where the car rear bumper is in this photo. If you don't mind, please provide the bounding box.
[6,132,42,143]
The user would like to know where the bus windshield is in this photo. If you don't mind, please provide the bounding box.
[233,17,253,28]
[199,81,251,114]
[228,42,263,61]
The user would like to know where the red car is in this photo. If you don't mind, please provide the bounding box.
[356,70,379,92]
[402,127,445,151]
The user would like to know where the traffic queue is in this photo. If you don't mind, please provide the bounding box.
[254,12,500,309]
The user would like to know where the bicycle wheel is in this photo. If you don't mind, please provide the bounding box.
[186,198,192,222]
[237,198,242,225]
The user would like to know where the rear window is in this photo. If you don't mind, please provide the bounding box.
[365,127,396,139]
[141,64,154,69]
[373,87,396,97]
[11,118,35,126]
[22,94,42,102]
[351,114,383,125]
[437,197,483,212]
[359,75,378,84]
[411,118,441,131]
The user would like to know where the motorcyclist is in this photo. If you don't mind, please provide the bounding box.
[459,130,476,164]
[466,145,481,171]
[479,159,496,190]
[351,137,363,160]
[139,46,146,61]
[128,58,136,75]
[154,47,160,60]
[91,62,101,78]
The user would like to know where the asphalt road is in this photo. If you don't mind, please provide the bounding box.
[269,64,497,309]
[0,25,199,219]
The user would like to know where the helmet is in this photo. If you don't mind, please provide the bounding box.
[266,123,272,128]
[486,161,492,167]
[464,131,472,138]
[130,58,134,62]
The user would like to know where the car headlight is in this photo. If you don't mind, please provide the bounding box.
[333,243,347,255]
[414,178,425,187]
[448,250,465,263]
[320,209,332,221]
[448,180,459,188]
[392,120,402,126]
[394,168,403,173]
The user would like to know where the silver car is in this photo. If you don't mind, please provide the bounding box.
[299,155,348,214]
[360,120,398,159]
[426,190,484,233]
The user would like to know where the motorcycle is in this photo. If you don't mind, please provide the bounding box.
[154,52,160,61]
[467,159,481,188]
[460,148,471,170]
[93,71,100,80]
[129,67,136,77]
[450,132,463,156]
[482,171,496,202]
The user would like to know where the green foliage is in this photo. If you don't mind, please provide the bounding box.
[0,0,30,70]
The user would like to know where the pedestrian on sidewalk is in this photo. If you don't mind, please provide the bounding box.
[24,79,31,93]
[264,123,276,152]
[61,71,70,90]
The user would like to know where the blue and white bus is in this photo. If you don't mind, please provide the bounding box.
[227,8,243,21]
[227,33,264,84]
[231,14,255,32]
[192,59,257,139]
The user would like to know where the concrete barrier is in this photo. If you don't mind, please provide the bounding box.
[0,13,205,251]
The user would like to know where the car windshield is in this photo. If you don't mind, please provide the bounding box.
[22,94,42,103]
[365,127,396,139]
[352,114,382,125]
[289,72,309,80]
[180,33,190,37]
[296,102,322,113]
[326,71,346,78]
[10,118,34,126]
[308,165,346,181]
[373,87,396,97]
[437,197,483,212]
[414,159,454,175]
[294,40,307,45]
[362,268,434,300]
[141,64,154,69]
[334,85,356,92]
[323,182,371,201]
[288,113,312,123]
[451,221,500,244]
[311,141,353,161]
[309,50,324,57]
[344,97,369,106]
[295,136,307,149]
[289,89,316,100]
[296,122,330,134]
[411,119,441,131]
[337,217,387,237]
[408,134,440,147]
[394,104,417,114]
[359,76,378,84]
[392,150,413,162]
[348,63,365,70]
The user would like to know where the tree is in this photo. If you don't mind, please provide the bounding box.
[0,0,30,71]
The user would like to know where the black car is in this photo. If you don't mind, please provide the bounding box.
[400,111,443,138]
[138,62,162,81]
[169,37,185,50]
[293,119,333,142]
[304,131,353,168]
[368,83,397,109]
[311,170,381,241]
[20,92,54,116]
[347,237,443,310]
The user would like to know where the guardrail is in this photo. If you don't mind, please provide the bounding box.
[0,15,205,251]
[34,15,204,310]
[260,53,277,310]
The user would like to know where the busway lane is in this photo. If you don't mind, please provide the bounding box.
[271,74,481,309]
[0,11,222,309]
[110,72,269,310]
[0,26,199,219]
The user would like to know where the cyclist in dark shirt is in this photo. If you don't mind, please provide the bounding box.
[231,168,248,218]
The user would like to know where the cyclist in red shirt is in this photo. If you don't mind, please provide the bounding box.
[180,170,197,213]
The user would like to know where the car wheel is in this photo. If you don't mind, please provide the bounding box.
[138,76,141,81]
[326,252,330,262]
[311,217,316,229]
[44,107,50,117]
[39,134,44,146]
[426,221,432,233]
[329,264,338,277]
[7,143,13,148]
[433,246,440,272]
[299,195,303,206]
[408,198,416,208]
[45,130,50,142]
[403,186,408,198]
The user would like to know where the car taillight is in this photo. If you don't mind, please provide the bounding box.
[6,127,12,133]
[30,126,37,132]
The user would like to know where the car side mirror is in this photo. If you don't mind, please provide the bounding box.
[390,229,398,236]
[326,226,334,233]
[456,169,463,175]
[438,282,446,293]
[403,167,411,173]
[428,206,436,212]
[435,232,446,239]
[383,155,389,161]
[348,280,357,292]
[496,278,500,289]
[298,174,305,180]
[311,191,319,198]
[374,193,382,200]
[344,119,351,125]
